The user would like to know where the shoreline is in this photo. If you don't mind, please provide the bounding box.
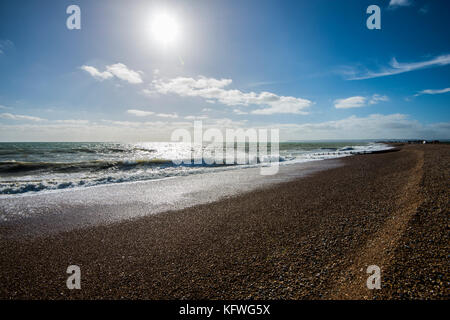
[0,157,344,238]
[0,144,447,299]
[0,142,392,198]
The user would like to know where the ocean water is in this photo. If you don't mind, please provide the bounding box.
[0,142,390,195]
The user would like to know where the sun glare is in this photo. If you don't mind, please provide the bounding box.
[151,12,180,46]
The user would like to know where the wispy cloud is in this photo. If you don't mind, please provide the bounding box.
[275,114,450,140]
[246,80,279,88]
[418,5,429,14]
[334,94,388,109]
[1,114,448,141]
[0,113,45,121]
[127,109,178,118]
[0,113,90,125]
[0,39,14,55]
[81,63,143,84]
[334,96,366,109]
[369,94,389,104]
[184,115,208,120]
[414,87,450,97]
[53,119,90,125]
[151,76,313,115]
[127,109,154,117]
[345,54,450,80]
[388,0,412,8]
[233,109,248,115]
[156,113,178,119]
[80,65,113,81]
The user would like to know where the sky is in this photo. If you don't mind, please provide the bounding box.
[0,0,449,142]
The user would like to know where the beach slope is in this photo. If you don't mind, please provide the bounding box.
[0,144,448,299]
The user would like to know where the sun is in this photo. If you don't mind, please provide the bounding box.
[151,12,180,46]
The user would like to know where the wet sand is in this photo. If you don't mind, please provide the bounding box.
[0,144,448,299]
[0,159,341,238]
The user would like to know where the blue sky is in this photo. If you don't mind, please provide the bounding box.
[0,0,449,141]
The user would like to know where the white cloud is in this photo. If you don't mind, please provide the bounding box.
[81,63,143,84]
[201,108,213,112]
[233,109,248,115]
[0,121,179,142]
[1,114,449,142]
[369,94,389,104]
[184,115,208,120]
[127,109,178,118]
[208,118,248,128]
[53,119,90,125]
[101,120,147,127]
[106,63,143,84]
[127,109,155,117]
[345,54,450,80]
[335,94,388,109]
[334,96,367,109]
[152,76,313,115]
[414,87,450,97]
[0,114,91,125]
[156,113,178,118]
[389,0,411,8]
[0,113,45,121]
[250,95,312,115]
[80,65,113,81]
[276,114,450,140]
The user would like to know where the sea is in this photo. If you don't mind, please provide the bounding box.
[0,141,391,195]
